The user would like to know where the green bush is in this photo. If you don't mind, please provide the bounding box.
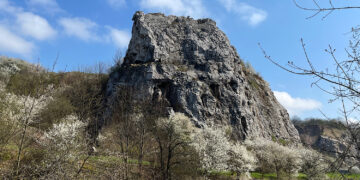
[35,96,75,130]
[293,118,346,130]
[61,72,108,122]
[6,69,61,97]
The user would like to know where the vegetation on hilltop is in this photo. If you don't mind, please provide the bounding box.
[292,118,346,130]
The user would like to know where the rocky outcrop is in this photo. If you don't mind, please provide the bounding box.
[106,11,300,143]
[294,121,355,157]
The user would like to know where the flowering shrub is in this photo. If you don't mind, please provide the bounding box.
[245,138,302,178]
[158,113,194,138]
[299,148,327,179]
[192,125,257,174]
[42,115,86,150]
[35,115,88,178]
[192,126,231,171]
[228,143,257,174]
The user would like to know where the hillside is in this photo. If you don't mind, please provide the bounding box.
[0,56,325,179]
[0,13,350,179]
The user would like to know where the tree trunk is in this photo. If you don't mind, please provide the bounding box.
[166,145,172,180]
[138,127,145,178]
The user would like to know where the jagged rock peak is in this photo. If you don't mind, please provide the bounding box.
[124,11,236,66]
[108,11,300,143]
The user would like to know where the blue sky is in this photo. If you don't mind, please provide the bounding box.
[1,0,360,120]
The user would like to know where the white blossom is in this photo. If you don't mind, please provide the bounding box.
[245,138,302,176]
[192,126,231,171]
[42,115,85,151]
[228,143,257,173]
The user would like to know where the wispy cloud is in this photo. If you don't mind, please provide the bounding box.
[17,12,57,40]
[218,0,267,26]
[139,0,207,19]
[26,0,63,13]
[0,0,58,57]
[58,17,99,41]
[107,0,126,8]
[0,25,35,57]
[59,17,131,49]
[0,0,57,41]
[274,91,322,116]
[0,0,22,14]
[107,27,130,49]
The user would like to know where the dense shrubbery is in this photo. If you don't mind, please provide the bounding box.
[246,138,302,178]
[292,117,346,130]
[246,138,328,179]
[300,148,328,179]
[36,96,75,130]
[0,60,107,178]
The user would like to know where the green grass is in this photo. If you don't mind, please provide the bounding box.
[250,172,307,180]
[250,172,360,180]
[209,170,234,177]
[204,171,308,179]
[327,172,360,179]
[278,138,288,146]
[177,65,188,72]
[297,173,307,179]
[251,172,277,179]
[270,136,289,146]
[248,78,260,90]
[88,155,150,165]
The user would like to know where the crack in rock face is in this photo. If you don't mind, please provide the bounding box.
[106,11,300,143]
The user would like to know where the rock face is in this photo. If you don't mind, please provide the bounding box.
[107,11,300,142]
[294,121,360,167]
[294,121,354,157]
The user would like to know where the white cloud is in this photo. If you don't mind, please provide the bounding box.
[0,0,22,14]
[274,91,322,116]
[58,17,99,41]
[0,0,57,41]
[0,25,35,57]
[59,18,131,49]
[108,27,130,49]
[348,117,359,124]
[26,0,62,13]
[16,12,57,40]
[139,0,206,19]
[107,0,126,8]
[218,0,267,26]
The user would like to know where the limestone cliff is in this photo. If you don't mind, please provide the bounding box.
[106,12,300,143]
[294,119,355,157]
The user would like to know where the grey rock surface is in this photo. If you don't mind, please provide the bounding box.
[294,122,356,158]
[107,11,300,143]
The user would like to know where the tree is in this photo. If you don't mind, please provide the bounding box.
[192,126,231,171]
[133,96,159,177]
[227,143,257,179]
[111,86,138,179]
[300,149,328,180]
[151,112,199,180]
[293,0,360,19]
[261,0,360,175]
[35,116,88,179]
[8,64,55,177]
[0,90,19,152]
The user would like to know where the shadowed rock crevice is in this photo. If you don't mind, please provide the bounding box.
[241,116,248,135]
